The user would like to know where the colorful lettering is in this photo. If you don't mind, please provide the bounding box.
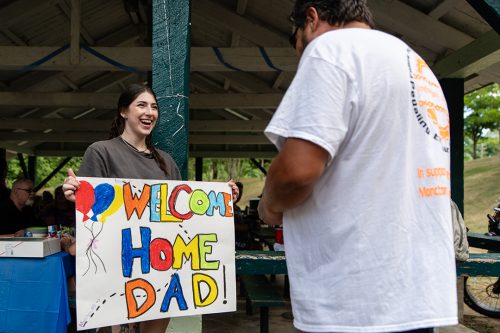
[122,227,151,278]
[125,278,156,319]
[192,273,218,308]
[160,273,188,312]
[172,235,200,270]
[123,183,151,220]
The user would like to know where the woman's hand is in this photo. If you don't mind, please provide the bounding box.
[228,179,239,202]
[62,168,79,203]
[61,234,76,256]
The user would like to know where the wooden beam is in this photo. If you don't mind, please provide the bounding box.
[0,46,297,72]
[0,132,271,145]
[370,0,474,51]
[432,30,500,78]
[191,93,281,109]
[0,118,111,131]
[70,0,80,65]
[191,47,297,72]
[0,0,57,27]
[189,150,276,158]
[190,120,267,132]
[0,92,282,109]
[192,0,288,46]
[34,148,277,158]
[0,119,267,132]
[0,28,28,46]
[428,0,458,19]
[57,0,94,45]
[0,92,117,108]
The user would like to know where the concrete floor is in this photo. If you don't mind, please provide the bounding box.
[201,275,480,333]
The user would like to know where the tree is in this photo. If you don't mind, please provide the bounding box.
[464,84,500,159]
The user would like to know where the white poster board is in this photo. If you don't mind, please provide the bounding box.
[75,177,236,330]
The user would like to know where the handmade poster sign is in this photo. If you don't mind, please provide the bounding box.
[75,177,236,330]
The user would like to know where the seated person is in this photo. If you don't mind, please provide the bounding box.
[0,179,37,236]
[41,185,76,228]
[0,159,9,202]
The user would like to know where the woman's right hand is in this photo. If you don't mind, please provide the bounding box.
[62,168,79,203]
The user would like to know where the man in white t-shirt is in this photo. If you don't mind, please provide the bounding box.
[257,1,457,332]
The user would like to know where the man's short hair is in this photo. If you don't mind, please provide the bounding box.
[12,178,32,190]
[290,0,375,29]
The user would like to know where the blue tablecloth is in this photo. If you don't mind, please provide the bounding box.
[0,251,75,333]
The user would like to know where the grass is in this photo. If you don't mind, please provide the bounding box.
[464,155,500,233]
[235,177,266,209]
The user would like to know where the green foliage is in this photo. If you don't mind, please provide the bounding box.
[464,83,500,159]
[187,158,269,181]
[6,156,82,191]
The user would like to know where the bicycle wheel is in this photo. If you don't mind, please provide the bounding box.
[464,276,500,318]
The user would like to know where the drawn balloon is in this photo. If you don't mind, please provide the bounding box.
[76,181,95,222]
[90,183,115,222]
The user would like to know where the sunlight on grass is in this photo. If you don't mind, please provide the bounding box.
[464,155,500,233]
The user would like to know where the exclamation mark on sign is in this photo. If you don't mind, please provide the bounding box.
[223,265,227,304]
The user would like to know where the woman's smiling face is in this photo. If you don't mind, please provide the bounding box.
[121,91,158,139]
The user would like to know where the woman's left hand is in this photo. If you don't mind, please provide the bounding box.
[228,179,239,202]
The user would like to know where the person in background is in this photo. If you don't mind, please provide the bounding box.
[0,159,9,202]
[41,186,75,228]
[0,178,36,236]
[62,83,239,333]
[233,181,251,250]
[258,1,457,332]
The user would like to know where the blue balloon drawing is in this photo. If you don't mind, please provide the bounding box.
[90,183,115,221]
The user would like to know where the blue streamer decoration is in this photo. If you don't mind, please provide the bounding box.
[16,43,143,74]
[17,44,70,73]
[258,47,283,72]
[212,47,243,72]
[80,44,145,74]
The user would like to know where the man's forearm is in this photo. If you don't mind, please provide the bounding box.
[258,138,329,224]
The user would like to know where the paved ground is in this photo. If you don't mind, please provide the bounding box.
[202,275,491,333]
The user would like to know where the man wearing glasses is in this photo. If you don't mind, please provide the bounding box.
[0,179,36,236]
[258,1,456,332]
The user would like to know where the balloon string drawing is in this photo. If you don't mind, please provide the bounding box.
[76,181,124,275]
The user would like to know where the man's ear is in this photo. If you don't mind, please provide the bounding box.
[306,6,320,31]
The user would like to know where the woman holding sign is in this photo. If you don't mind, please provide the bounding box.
[62,84,238,333]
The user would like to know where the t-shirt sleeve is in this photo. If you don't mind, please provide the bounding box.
[265,55,355,162]
[160,151,182,180]
[78,146,108,177]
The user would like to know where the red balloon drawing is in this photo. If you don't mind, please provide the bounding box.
[76,181,95,222]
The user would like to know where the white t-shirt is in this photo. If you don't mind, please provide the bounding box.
[265,28,457,333]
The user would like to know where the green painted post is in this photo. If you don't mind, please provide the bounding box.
[151,2,199,331]
[152,0,190,180]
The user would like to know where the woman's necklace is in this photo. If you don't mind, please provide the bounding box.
[120,136,149,153]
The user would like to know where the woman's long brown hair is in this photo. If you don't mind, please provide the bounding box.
[109,83,170,177]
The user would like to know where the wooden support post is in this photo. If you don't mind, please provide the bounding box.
[151,0,190,180]
[195,157,203,181]
[28,155,36,183]
[440,78,464,213]
[17,153,28,179]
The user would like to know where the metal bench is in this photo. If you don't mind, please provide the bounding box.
[239,274,286,333]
